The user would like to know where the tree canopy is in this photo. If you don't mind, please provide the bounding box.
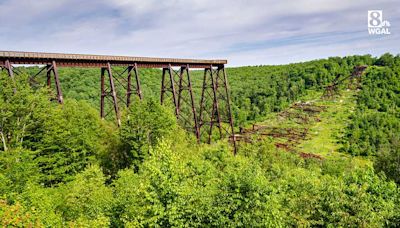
[1,53,399,227]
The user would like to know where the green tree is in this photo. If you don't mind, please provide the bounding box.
[27,100,107,185]
[59,165,113,226]
[374,137,400,184]
[111,99,179,172]
[0,71,107,186]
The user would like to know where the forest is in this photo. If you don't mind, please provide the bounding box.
[0,53,399,227]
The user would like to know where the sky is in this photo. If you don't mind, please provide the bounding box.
[0,0,399,66]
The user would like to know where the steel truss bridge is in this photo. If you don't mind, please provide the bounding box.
[0,51,237,153]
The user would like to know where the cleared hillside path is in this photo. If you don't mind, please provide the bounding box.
[240,89,370,166]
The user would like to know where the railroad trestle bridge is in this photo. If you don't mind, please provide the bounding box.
[0,51,237,152]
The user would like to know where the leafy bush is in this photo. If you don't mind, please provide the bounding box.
[102,99,181,175]
[59,165,113,226]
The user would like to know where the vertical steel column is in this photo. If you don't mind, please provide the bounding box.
[160,68,166,104]
[198,68,208,131]
[177,64,200,142]
[198,65,237,153]
[46,64,52,88]
[220,65,237,154]
[51,61,64,104]
[199,67,212,143]
[4,59,17,94]
[4,59,14,79]
[207,67,220,143]
[107,63,121,126]
[133,63,142,100]
[169,65,179,116]
[208,95,217,143]
[211,66,223,138]
[177,67,185,110]
[126,66,132,107]
[100,63,121,126]
[160,64,179,117]
[100,68,106,119]
[44,61,63,104]
[126,63,143,107]
[199,65,223,143]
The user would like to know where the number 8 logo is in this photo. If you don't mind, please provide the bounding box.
[368,11,382,27]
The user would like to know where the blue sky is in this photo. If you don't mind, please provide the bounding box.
[0,0,399,66]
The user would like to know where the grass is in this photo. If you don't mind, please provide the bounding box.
[296,90,355,156]
[249,88,372,167]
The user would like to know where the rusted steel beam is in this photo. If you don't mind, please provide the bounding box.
[210,66,223,141]
[126,66,133,107]
[176,64,200,142]
[210,66,223,138]
[160,64,179,117]
[107,63,121,126]
[46,64,52,88]
[2,60,219,69]
[3,59,17,94]
[220,65,237,154]
[187,66,200,142]
[4,59,14,79]
[126,63,142,107]
[41,61,63,104]
[100,68,106,119]
[168,64,179,116]
[198,68,208,132]
[199,66,223,144]
[177,67,185,110]
[133,63,142,100]
[160,68,166,104]
[100,63,121,126]
[197,65,237,153]
[0,51,226,68]
[51,61,64,104]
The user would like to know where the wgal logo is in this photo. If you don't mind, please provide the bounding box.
[368,10,391,35]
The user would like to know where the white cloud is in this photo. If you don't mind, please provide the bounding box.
[0,0,398,65]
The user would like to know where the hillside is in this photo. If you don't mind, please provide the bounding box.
[0,53,399,226]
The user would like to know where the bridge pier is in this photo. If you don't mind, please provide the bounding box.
[100,63,143,127]
[160,64,201,142]
[199,65,223,143]
[221,66,237,154]
[177,64,200,142]
[198,65,236,154]
[161,64,180,116]
[100,62,121,126]
[4,59,14,80]
[46,61,64,104]
[126,63,142,107]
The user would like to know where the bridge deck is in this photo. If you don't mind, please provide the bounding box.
[0,51,227,68]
